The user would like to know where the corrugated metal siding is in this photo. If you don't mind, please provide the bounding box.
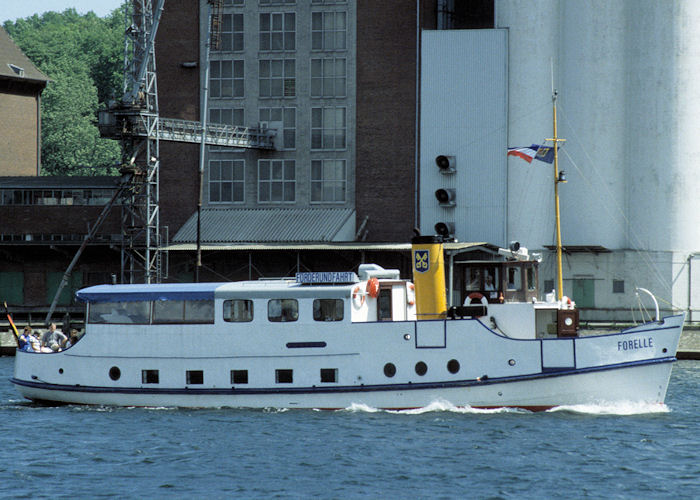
[173,208,355,243]
[420,29,508,246]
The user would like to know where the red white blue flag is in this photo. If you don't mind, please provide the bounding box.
[507,144,555,164]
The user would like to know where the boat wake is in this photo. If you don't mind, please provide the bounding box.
[546,401,670,416]
[343,400,528,414]
[342,399,670,416]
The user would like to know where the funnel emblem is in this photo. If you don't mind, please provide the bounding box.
[414,250,430,273]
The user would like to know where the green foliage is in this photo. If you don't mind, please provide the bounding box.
[3,6,126,176]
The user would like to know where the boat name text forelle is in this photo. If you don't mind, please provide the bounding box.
[617,337,654,351]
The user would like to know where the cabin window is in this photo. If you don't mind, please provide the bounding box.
[223,299,254,322]
[465,267,482,291]
[231,370,248,384]
[276,369,293,383]
[186,370,204,384]
[377,288,392,321]
[507,267,522,290]
[313,299,344,321]
[142,370,159,384]
[88,301,150,324]
[153,300,215,324]
[527,268,536,291]
[320,368,337,383]
[268,299,298,322]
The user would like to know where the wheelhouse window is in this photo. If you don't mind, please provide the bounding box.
[223,299,254,322]
[88,301,150,324]
[313,299,343,321]
[268,299,298,322]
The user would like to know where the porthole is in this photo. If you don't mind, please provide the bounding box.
[383,363,396,378]
[415,361,427,376]
[109,366,121,381]
[447,359,460,374]
[58,368,64,374]
[662,348,667,353]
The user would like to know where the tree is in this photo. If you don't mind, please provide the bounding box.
[3,6,126,175]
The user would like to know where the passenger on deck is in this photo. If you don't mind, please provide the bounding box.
[65,329,80,348]
[18,326,34,351]
[41,323,68,352]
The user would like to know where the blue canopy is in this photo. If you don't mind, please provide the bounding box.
[76,282,223,303]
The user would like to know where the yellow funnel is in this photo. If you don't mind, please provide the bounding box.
[411,236,447,319]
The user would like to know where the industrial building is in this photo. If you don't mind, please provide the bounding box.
[1,1,698,323]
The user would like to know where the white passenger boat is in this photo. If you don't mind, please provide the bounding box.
[11,236,683,410]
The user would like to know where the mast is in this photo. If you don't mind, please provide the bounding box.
[547,90,566,301]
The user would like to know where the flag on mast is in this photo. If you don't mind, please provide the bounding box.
[507,144,555,164]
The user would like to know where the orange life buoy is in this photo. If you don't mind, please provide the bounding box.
[352,286,365,308]
[407,283,415,306]
[366,277,380,299]
[468,292,488,307]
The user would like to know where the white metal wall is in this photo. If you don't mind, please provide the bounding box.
[419,29,508,245]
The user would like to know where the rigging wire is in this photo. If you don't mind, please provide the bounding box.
[556,104,678,309]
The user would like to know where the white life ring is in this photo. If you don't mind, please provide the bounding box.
[407,283,416,306]
[352,286,365,308]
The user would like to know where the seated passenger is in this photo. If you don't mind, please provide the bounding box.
[41,323,68,352]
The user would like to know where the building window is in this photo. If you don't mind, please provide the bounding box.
[311,58,346,97]
[268,299,299,322]
[276,369,293,383]
[210,108,244,126]
[311,159,346,203]
[231,370,249,384]
[223,0,244,5]
[210,160,245,203]
[223,299,254,322]
[259,13,295,51]
[258,160,295,202]
[210,60,244,98]
[260,0,295,4]
[260,107,295,149]
[259,59,295,97]
[0,189,115,206]
[313,299,344,321]
[311,107,346,150]
[613,280,625,294]
[186,370,204,385]
[320,368,337,383]
[216,14,244,52]
[142,370,159,384]
[311,11,346,51]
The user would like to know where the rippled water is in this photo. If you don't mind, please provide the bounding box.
[1,357,698,499]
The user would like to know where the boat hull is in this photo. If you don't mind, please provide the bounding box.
[11,314,684,410]
[11,358,675,410]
